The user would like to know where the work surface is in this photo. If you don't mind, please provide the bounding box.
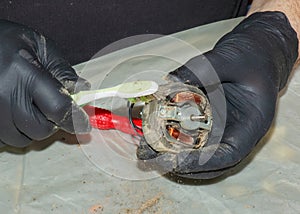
[1,17,299,213]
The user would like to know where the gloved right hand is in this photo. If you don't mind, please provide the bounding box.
[0,20,91,148]
[137,12,298,179]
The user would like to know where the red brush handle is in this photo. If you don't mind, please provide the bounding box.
[83,105,143,136]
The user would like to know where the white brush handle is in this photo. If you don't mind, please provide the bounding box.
[71,81,158,106]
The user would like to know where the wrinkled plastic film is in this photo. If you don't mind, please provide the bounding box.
[1,17,300,213]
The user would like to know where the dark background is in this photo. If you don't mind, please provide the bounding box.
[0,0,248,64]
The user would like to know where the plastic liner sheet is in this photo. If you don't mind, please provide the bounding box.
[0,17,299,214]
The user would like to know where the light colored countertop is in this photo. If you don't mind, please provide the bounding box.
[1,17,299,213]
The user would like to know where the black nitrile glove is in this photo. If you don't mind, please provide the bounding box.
[0,20,91,148]
[137,12,298,179]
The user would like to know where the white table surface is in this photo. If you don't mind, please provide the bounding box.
[0,17,299,214]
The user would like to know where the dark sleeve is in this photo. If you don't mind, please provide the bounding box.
[0,0,249,65]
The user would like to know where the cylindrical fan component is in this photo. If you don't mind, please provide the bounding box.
[142,82,212,153]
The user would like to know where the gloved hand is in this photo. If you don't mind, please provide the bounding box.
[0,20,91,148]
[137,12,298,179]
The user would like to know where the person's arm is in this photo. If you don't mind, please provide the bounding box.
[248,0,300,64]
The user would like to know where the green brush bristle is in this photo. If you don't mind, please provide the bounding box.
[128,95,155,103]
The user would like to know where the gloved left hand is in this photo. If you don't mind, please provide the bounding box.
[137,12,298,179]
[0,20,91,148]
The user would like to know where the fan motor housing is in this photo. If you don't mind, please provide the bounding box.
[142,82,213,153]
